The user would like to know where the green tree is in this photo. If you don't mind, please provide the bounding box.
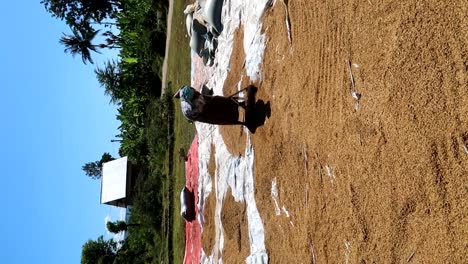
[81,235,116,264]
[106,220,140,234]
[41,0,120,29]
[113,239,148,264]
[59,27,103,64]
[82,152,115,179]
[95,60,122,103]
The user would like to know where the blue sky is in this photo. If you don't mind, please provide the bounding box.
[0,2,124,263]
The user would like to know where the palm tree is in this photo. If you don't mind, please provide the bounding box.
[59,27,103,64]
[95,60,122,103]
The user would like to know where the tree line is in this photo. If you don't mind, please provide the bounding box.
[43,0,168,163]
[42,0,174,263]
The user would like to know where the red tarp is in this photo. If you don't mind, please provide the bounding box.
[183,54,209,264]
[183,135,202,264]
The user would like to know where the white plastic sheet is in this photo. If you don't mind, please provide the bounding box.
[192,0,271,263]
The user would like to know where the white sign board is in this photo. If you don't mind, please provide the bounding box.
[101,157,128,204]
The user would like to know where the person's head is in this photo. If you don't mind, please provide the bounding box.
[174,86,196,102]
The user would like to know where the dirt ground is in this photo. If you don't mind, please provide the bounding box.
[203,1,468,263]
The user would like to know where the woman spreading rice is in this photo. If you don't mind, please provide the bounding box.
[174,85,257,127]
